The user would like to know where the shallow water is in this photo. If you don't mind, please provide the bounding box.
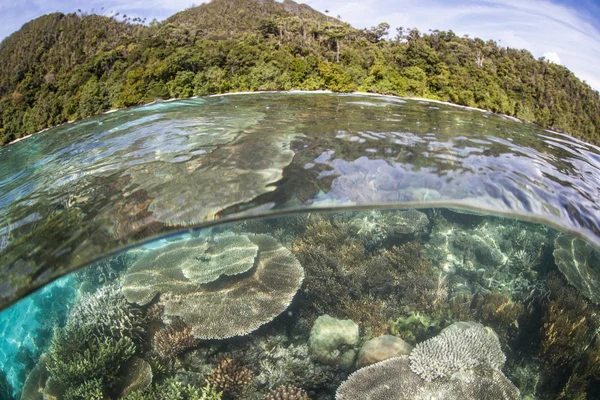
[1,209,599,399]
[1,92,600,399]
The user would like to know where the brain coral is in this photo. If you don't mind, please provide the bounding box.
[121,233,304,339]
[336,356,519,400]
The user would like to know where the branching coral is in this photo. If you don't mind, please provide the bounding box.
[539,274,600,368]
[45,325,136,394]
[154,318,199,359]
[125,378,222,400]
[205,357,254,398]
[265,385,309,400]
[290,216,366,315]
[68,285,146,343]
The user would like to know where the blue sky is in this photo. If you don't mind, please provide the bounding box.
[1,0,600,90]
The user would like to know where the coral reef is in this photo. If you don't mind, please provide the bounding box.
[309,315,359,366]
[236,334,336,392]
[68,285,146,343]
[290,216,366,315]
[409,322,506,381]
[62,378,104,400]
[265,385,309,400]
[117,358,153,398]
[181,232,258,284]
[75,250,145,293]
[45,326,136,390]
[357,335,413,368]
[553,235,600,304]
[205,357,254,398]
[154,318,199,359]
[336,356,519,400]
[121,233,304,339]
[539,274,600,368]
[125,378,222,400]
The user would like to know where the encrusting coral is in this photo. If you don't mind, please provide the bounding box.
[205,357,254,398]
[265,385,309,400]
[121,233,304,339]
[154,318,199,359]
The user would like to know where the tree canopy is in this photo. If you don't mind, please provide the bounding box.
[1,0,599,146]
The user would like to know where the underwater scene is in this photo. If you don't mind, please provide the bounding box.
[1,209,600,399]
[1,93,600,399]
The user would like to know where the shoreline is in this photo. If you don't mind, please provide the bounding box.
[3,90,525,147]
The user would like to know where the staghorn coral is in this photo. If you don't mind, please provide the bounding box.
[340,299,389,338]
[409,322,506,382]
[63,378,104,400]
[290,215,367,317]
[125,378,222,400]
[154,318,199,359]
[265,385,309,400]
[205,357,254,398]
[475,292,525,340]
[553,235,600,304]
[68,285,146,343]
[45,325,136,395]
[539,274,600,368]
[121,233,304,339]
[336,356,519,400]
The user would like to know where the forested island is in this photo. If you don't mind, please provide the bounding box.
[1,0,599,146]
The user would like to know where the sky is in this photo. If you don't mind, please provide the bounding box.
[1,0,599,90]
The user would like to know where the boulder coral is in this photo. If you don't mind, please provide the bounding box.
[309,315,360,366]
[357,335,413,368]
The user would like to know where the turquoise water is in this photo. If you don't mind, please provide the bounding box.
[0,93,600,399]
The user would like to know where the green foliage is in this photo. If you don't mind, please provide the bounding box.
[1,0,599,146]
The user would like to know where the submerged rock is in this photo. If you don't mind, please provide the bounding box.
[309,315,360,365]
[357,335,413,368]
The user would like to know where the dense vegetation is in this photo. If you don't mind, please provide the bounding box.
[1,0,599,146]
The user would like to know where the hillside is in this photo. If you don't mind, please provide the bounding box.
[0,0,599,146]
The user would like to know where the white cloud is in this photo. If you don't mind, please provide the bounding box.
[543,52,561,64]
[1,0,599,91]
[301,0,600,90]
